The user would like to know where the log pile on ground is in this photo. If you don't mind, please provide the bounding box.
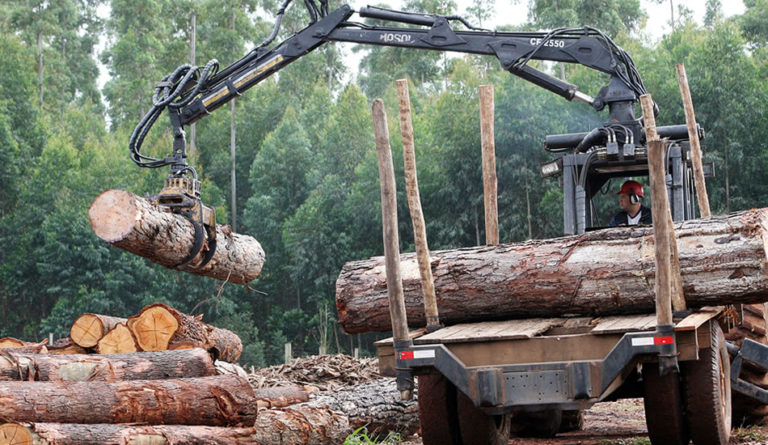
[337,208,768,333]
[1,311,414,445]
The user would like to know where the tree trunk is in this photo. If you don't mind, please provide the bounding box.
[253,406,349,445]
[0,374,256,426]
[1,422,260,445]
[127,303,242,362]
[70,313,127,348]
[307,378,419,438]
[0,348,216,382]
[336,209,768,333]
[88,189,265,284]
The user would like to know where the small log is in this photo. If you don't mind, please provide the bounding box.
[253,406,349,445]
[0,374,256,426]
[336,209,768,333]
[307,378,419,438]
[128,303,242,362]
[479,84,499,245]
[0,338,26,348]
[96,323,138,354]
[69,313,126,348]
[254,385,311,409]
[1,423,260,445]
[89,189,265,284]
[46,338,87,355]
[0,348,216,381]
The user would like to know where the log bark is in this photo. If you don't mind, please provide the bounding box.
[127,303,242,362]
[254,385,310,409]
[307,378,419,438]
[70,313,126,348]
[336,209,768,333]
[0,348,216,382]
[0,374,257,426]
[1,422,260,445]
[252,406,349,445]
[96,323,138,354]
[89,189,265,284]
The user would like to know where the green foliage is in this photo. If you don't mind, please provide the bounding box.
[344,427,402,445]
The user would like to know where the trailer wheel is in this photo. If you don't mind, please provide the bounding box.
[456,389,512,445]
[417,374,460,445]
[684,322,731,445]
[642,364,689,445]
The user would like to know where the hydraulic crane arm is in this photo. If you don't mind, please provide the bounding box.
[127,1,656,256]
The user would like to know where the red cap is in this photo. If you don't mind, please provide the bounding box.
[617,180,644,197]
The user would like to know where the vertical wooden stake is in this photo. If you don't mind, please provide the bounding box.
[396,80,440,330]
[371,99,410,344]
[640,95,686,322]
[479,85,499,245]
[675,63,711,218]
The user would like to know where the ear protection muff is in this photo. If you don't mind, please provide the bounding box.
[629,190,640,205]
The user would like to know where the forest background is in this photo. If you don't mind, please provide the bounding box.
[1,0,766,367]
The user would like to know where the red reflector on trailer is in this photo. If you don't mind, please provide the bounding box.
[399,350,436,360]
[400,351,415,360]
[654,336,674,345]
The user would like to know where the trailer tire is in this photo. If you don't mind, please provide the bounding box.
[642,364,689,445]
[417,374,460,445]
[684,322,731,445]
[456,389,512,445]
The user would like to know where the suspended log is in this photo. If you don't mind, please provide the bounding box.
[127,303,242,362]
[252,406,349,445]
[96,323,138,354]
[307,377,419,438]
[0,348,216,382]
[336,209,768,333]
[0,374,257,426]
[0,423,260,445]
[89,189,265,284]
[69,313,126,348]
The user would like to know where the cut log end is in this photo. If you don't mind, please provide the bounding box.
[70,314,103,348]
[88,189,140,243]
[128,306,179,351]
[0,338,26,349]
[0,423,33,445]
[97,323,138,354]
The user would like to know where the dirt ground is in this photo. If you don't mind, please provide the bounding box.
[399,398,768,445]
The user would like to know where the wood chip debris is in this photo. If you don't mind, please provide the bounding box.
[248,354,380,391]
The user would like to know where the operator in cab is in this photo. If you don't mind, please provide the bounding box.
[608,180,652,227]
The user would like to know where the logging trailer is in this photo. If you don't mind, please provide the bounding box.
[127,2,768,444]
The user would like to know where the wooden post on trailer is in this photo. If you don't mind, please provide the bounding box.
[641,93,681,374]
[372,98,413,400]
[675,63,711,218]
[641,94,673,327]
[479,85,499,245]
[640,95,686,313]
[396,80,440,331]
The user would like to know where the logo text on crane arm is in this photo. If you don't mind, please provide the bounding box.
[530,38,566,48]
[381,33,413,43]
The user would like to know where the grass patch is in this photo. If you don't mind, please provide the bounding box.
[344,427,402,445]
[732,426,768,443]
